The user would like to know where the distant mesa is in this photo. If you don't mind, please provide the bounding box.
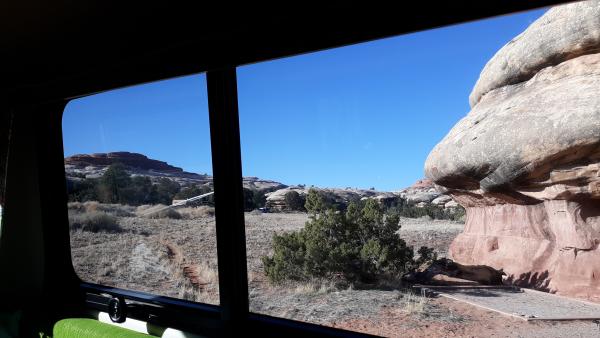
[425,0,600,301]
[64,151,286,191]
[65,152,186,173]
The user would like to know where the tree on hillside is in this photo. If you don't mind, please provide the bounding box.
[67,178,99,202]
[97,163,131,203]
[174,184,214,205]
[154,178,181,204]
[243,188,257,211]
[252,190,267,208]
[120,176,153,205]
[304,188,327,214]
[284,190,305,211]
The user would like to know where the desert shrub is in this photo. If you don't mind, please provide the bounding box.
[284,190,305,211]
[87,201,135,217]
[303,188,328,213]
[252,190,267,209]
[69,211,122,233]
[304,188,344,212]
[155,178,181,202]
[415,246,438,267]
[67,164,187,206]
[390,198,465,221]
[263,198,419,285]
[136,204,181,219]
[449,205,466,222]
[135,204,155,214]
[67,177,99,202]
[178,206,215,219]
[243,188,269,211]
[151,208,182,219]
[399,290,428,314]
[96,163,131,203]
[243,188,257,211]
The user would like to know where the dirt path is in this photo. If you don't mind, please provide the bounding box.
[430,286,600,320]
[333,297,600,338]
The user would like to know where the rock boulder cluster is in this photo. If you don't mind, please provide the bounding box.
[425,0,600,299]
[264,179,460,212]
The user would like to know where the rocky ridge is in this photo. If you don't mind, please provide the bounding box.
[264,179,458,211]
[64,152,286,191]
[65,152,457,212]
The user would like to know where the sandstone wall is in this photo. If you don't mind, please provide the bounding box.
[425,0,600,299]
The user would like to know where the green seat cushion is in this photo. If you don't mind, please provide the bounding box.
[54,318,156,338]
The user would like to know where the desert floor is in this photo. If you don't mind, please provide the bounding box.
[69,205,600,337]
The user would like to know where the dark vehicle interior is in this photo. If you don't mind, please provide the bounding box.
[0,1,573,337]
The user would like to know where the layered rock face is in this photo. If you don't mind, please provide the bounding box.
[65,152,187,173]
[425,0,600,299]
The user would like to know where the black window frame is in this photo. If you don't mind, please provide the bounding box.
[4,1,574,336]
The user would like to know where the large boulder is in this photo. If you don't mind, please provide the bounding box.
[399,178,442,203]
[425,0,600,300]
[469,0,600,107]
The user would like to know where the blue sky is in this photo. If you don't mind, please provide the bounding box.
[63,8,547,191]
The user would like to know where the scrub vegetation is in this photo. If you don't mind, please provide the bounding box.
[263,189,437,285]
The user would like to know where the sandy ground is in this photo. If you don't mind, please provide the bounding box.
[69,206,600,337]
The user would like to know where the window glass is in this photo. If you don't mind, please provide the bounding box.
[63,74,219,304]
[236,5,597,336]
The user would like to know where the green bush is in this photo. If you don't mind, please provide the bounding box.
[243,188,269,211]
[263,195,418,284]
[253,190,267,209]
[69,211,122,233]
[390,198,465,221]
[67,163,191,206]
[415,246,438,267]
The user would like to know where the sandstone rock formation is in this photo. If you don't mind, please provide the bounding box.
[264,180,458,212]
[242,177,287,192]
[398,179,441,203]
[425,0,600,300]
[66,152,187,173]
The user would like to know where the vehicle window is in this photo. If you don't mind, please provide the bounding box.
[62,74,219,304]
[237,2,600,336]
[0,111,11,237]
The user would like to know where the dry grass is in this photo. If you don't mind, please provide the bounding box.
[159,236,219,304]
[172,260,219,304]
[292,279,338,295]
[69,201,135,217]
[136,204,182,219]
[398,290,428,315]
[69,211,123,233]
